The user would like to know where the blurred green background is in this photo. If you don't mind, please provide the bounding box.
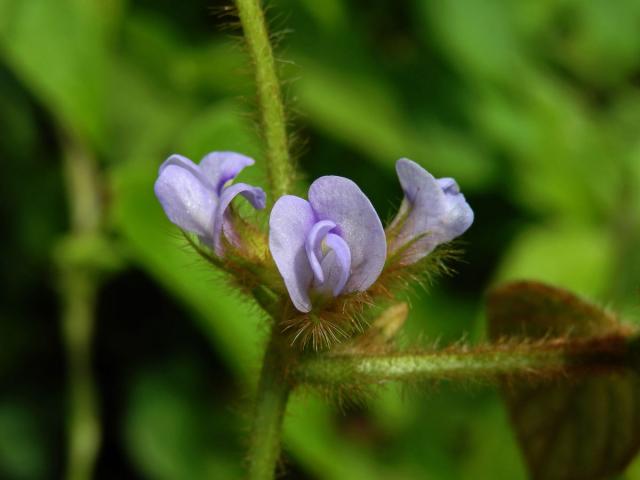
[2,0,640,478]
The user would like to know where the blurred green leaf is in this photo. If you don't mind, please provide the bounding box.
[122,12,248,97]
[460,397,527,480]
[496,225,613,301]
[475,76,617,220]
[0,0,109,147]
[0,403,48,479]
[420,0,525,82]
[284,395,387,480]
[557,0,640,86]
[125,362,243,480]
[294,58,496,189]
[298,0,347,31]
[487,281,640,480]
[371,388,527,480]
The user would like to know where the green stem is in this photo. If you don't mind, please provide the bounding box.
[59,135,102,480]
[236,2,295,474]
[294,334,637,387]
[248,333,292,480]
[60,269,100,480]
[235,0,293,199]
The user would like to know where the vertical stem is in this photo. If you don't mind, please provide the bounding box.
[59,135,102,480]
[235,1,294,475]
[60,270,100,480]
[247,333,291,480]
[235,0,293,199]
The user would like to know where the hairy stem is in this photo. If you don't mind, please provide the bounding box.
[294,334,638,387]
[248,333,291,480]
[59,135,102,480]
[235,0,293,199]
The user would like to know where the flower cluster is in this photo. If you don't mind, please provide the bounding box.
[155,152,473,314]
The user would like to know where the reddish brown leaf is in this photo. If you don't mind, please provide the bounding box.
[487,281,640,480]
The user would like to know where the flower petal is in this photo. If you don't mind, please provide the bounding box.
[154,163,217,241]
[316,233,351,296]
[437,178,474,238]
[308,176,386,293]
[269,195,317,313]
[390,158,473,263]
[213,182,266,255]
[159,154,211,187]
[305,220,337,284]
[199,151,255,195]
[437,177,459,194]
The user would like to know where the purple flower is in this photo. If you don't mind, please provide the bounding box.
[269,176,387,313]
[154,151,266,255]
[388,158,473,264]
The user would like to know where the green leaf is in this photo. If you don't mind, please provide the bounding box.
[0,0,110,147]
[420,0,525,82]
[293,59,496,189]
[495,225,613,301]
[297,0,347,31]
[0,403,48,479]
[556,0,640,86]
[487,281,640,480]
[125,362,243,480]
[284,395,388,480]
[473,74,618,220]
[121,12,248,97]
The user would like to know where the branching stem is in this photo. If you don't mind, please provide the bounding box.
[235,0,293,199]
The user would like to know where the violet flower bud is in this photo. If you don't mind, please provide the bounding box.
[154,151,266,255]
[388,158,473,264]
[269,176,387,313]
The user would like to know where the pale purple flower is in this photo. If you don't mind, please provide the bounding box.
[154,151,266,255]
[388,158,473,264]
[269,176,387,313]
